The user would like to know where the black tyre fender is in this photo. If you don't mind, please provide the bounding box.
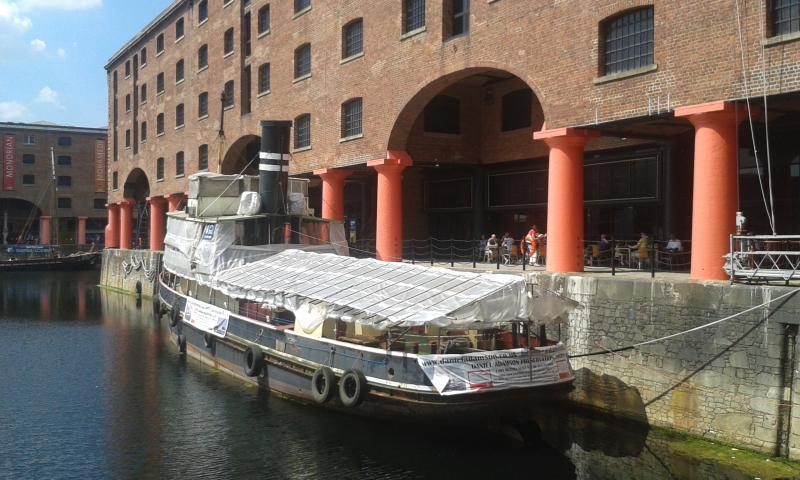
[169,308,180,328]
[244,346,264,377]
[176,334,187,354]
[203,333,214,349]
[310,366,336,404]
[338,369,368,408]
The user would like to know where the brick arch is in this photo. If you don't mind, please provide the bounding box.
[123,168,150,203]
[386,65,548,151]
[221,134,260,175]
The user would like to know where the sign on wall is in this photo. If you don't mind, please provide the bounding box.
[3,134,16,191]
[94,138,107,193]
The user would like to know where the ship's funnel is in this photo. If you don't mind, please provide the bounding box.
[259,120,292,214]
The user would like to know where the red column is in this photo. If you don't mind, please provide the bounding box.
[675,101,745,280]
[77,216,87,245]
[533,128,598,273]
[166,193,184,212]
[40,216,52,245]
[314,168,353,221]
[148,196,167,251]
[368,151,412,262]
[105,204,120,248]
[119,198,134,250]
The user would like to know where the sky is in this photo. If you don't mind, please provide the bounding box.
[0,0,169,128]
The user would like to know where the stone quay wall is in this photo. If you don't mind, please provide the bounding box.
[100,248,162,299]
[528,272,800,458]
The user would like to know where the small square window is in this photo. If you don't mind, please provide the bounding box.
[294,0,310,14]
[22,174,34,185]
[57,155,71,166]
[94,199,106,209]
[57,136,72,147]
[57,175,72,187]
[23,135,35,145]
[57,197,72,209]
[22,153,35,164]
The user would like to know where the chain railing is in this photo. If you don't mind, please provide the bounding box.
[727,235,800,284]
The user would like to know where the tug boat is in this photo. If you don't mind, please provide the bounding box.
[155,121,575,424]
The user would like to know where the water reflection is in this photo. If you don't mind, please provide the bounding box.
[0,272,781,479]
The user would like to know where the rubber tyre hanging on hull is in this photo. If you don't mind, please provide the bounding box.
[244,346,264,377]
[338,369,368,408]
[169,308,180,328]
[176,334,187,354]
[203,333,214,349]
[310,366,336,404]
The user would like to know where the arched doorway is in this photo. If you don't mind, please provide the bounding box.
[0,198,42,244]
[123,168,150,248]
[387,67,546,242]
[221,135,260,175]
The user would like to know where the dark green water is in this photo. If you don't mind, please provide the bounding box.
[0,271,789,479]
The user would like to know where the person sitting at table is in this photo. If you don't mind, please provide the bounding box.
[665,234,683,252]
[600,233,611,251]
[485,234,499,262]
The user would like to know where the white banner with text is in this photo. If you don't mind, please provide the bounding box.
[184,298,230,338]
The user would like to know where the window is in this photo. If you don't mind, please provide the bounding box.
[341,98,363,138]
[176,59,185,83]
[294,0,310,14]
[176,151,185,176]
[198,44,208,69]
[424,95,460,134]
[157,72,165,94]
[58,136,72,147]
[125,129,131,148]
[57,197,72,209]
[57,155,71,166]
[343,19,363,58]
[156,157,165,180]
[198,92,209,117]
[403,0,425,33]
[772,0,800,36]
[141,121,147,142]
[22,154,35,164]
[157,113,165,135]
[224,28,235,55]
[112,171,118,190]
[258,63,270,94]
[125,60,131,77]
[294,43,311,78]
[198,0,208,23]
[125,94,131,112]
[175,17,184,40]
[140,83,147,103]
[223,80,234,108]
[23,135,35,145]
[94,199,105,209]
[57,175,71,187]
[22,174,34,185]
[176,103,185,128]
[141,47,147,65]
[602,6,654,75]
[258,5,270,34]
[501,88,532,131]
[199,144,209,170]
[294,114,311,149]
[243,12,252,57]
[448,0,469,38]
[156,33,165,54]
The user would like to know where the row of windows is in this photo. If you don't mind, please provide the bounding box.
[20,154,73,165]
[291,97,363,149]
[154,144,209,181]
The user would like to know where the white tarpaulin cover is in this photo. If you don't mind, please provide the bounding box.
[211,249,531,330]
[417,344,573,395]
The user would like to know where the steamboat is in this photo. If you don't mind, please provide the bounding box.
[155,121,575,424]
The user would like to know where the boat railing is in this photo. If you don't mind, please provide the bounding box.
[727,235,800,285]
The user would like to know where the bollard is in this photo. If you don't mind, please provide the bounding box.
[611,238,616,276]
[496,244,501,270]
[450,239,455,268]
[472,239,477,269]
[522,250,527,271]
[651,242,656,278]
[411,239,416,265]
[430,239,434,266]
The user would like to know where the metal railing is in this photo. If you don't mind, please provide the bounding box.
[727,235,800,284]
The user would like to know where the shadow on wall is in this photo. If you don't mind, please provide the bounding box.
[568,368,648,424]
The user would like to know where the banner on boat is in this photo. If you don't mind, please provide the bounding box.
[3,134,15,191]
[417,345,572,395]
[183,297,229,337]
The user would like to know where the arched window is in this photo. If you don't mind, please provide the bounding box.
[342,19,363,59]
[156,113,164,135]
[601,6,654,75]
[156,158,164,181]
[341,98,363,138]
[294,43,311,79]
[258,63,270,94]
[199,144,209,171]
[175,151,185,177]
[198,44,208,69]
[294,114,311,149]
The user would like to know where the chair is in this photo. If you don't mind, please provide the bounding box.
[636,245,650,270]
[585,244,601,266]
[538,244,547,266]
[484,248,494,263]
[509,245,519,264]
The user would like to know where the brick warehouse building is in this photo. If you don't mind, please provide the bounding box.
[105,0,800,280]
[1,122,108,245]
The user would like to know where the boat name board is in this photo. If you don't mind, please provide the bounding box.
[417,346,572,395]
[184,298,230,338]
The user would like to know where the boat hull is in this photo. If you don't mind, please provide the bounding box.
[0,252,100,272]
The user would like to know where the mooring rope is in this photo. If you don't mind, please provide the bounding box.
[568,287,800,358]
